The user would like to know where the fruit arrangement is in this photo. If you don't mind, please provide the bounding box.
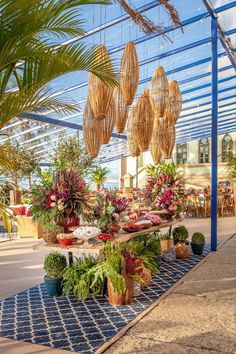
[122,221,142,233]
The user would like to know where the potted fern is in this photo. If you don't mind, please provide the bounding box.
[191,232,205,255]
[44,252,67,296]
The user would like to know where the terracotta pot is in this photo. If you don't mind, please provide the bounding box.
[43,231,58,245]
[58,213,80,233]
[107,276,133,306]
[160,239,172,254]
[141,268,152,290]
[175,242,190,259]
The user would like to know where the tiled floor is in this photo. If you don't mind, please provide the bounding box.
[0,246,210,354]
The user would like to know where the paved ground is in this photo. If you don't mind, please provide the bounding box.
[0,217,235,354]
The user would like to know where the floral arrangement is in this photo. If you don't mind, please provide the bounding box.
[29,169,91,226]
[94,189,131,234]
[122,250,143,279]
[142,162,185,217]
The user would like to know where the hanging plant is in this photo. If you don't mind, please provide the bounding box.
[150,118,162,164]
[132,89,155,152]
[88,45,114,120]
[83,99,102,158]
[116,0,182,37]
[168,80,182,123]
[114,86,129,133]
[120,42,139,106]
[150,66,169,118]
[101,97,116,144]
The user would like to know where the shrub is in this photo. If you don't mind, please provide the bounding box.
[192,232,205,244]
[160,233,171,240]
[44,252,67,278]
[172,225,189,242]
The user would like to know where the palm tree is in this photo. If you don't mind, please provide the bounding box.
[0,0,117,236]
[90,166,110,191]
[0,0,117,129]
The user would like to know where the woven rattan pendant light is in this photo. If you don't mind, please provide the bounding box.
[101,97,116,144]
[168,80,182,123]
[126,108,140,157]
[133,89,155,152]
[127,131,140,157]
[88,45,114,120]
[159,118,176,159]
[150,66,169,118]
[83,99,102,158]
[150,118,162,164]
[114,86,129,133]
[120,41,139,106]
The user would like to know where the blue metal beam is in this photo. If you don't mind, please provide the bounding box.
[182,85,235,104]
[211,17,218,251]
[181,94,235,112]
[202,0,236,70]
[180,101,236,118]
[181,75,235,95]
[177,116,236,133]
[20,113,127,140]
[178,110,236,128]
[178,65,232,86]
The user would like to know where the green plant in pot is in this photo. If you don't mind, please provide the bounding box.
[172,225,189,245]
[191,232,205,255]
[44,252,67,296]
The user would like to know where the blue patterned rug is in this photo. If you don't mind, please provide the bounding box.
[0,245,210,354]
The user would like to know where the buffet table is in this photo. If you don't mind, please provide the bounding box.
[33,218,183,264]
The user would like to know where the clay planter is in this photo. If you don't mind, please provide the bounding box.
[175,242,190,259]
[191,242,205,255]
[43,231,59,245]
[141,268,152,290]
[107,276,133,306]
[160,239,172,254]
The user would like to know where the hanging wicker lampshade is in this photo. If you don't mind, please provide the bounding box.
[83,99,102,158]
[126,108,140,157]
[132,89,155,152]
[88,45,114,120]
[168,80,182,123]
[150,118,162,164]
[120,41,139,106]
[150,66,169,118]
[127,131,140,157]
[101,97,116,144]
[114,86,129,133]
[159,118,176,159]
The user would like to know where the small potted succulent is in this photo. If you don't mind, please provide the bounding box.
[44,252,67,296]
[172,225,189,245]
[191,232,205,255]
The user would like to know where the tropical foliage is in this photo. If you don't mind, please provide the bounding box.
[52,136,93,176]
[28,169,92,225]
[0,141,39,189]
[0,0,117,129]
[90,166,110,191]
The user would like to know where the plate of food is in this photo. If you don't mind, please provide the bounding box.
[134,220,152,229]
[122,221,142,233]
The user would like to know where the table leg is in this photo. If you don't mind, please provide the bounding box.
[169,226,172,238]
[68,252,73,266]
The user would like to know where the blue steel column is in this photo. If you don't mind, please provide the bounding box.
[211,17,218,251]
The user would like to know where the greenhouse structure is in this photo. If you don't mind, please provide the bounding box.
[0,1,235,354]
